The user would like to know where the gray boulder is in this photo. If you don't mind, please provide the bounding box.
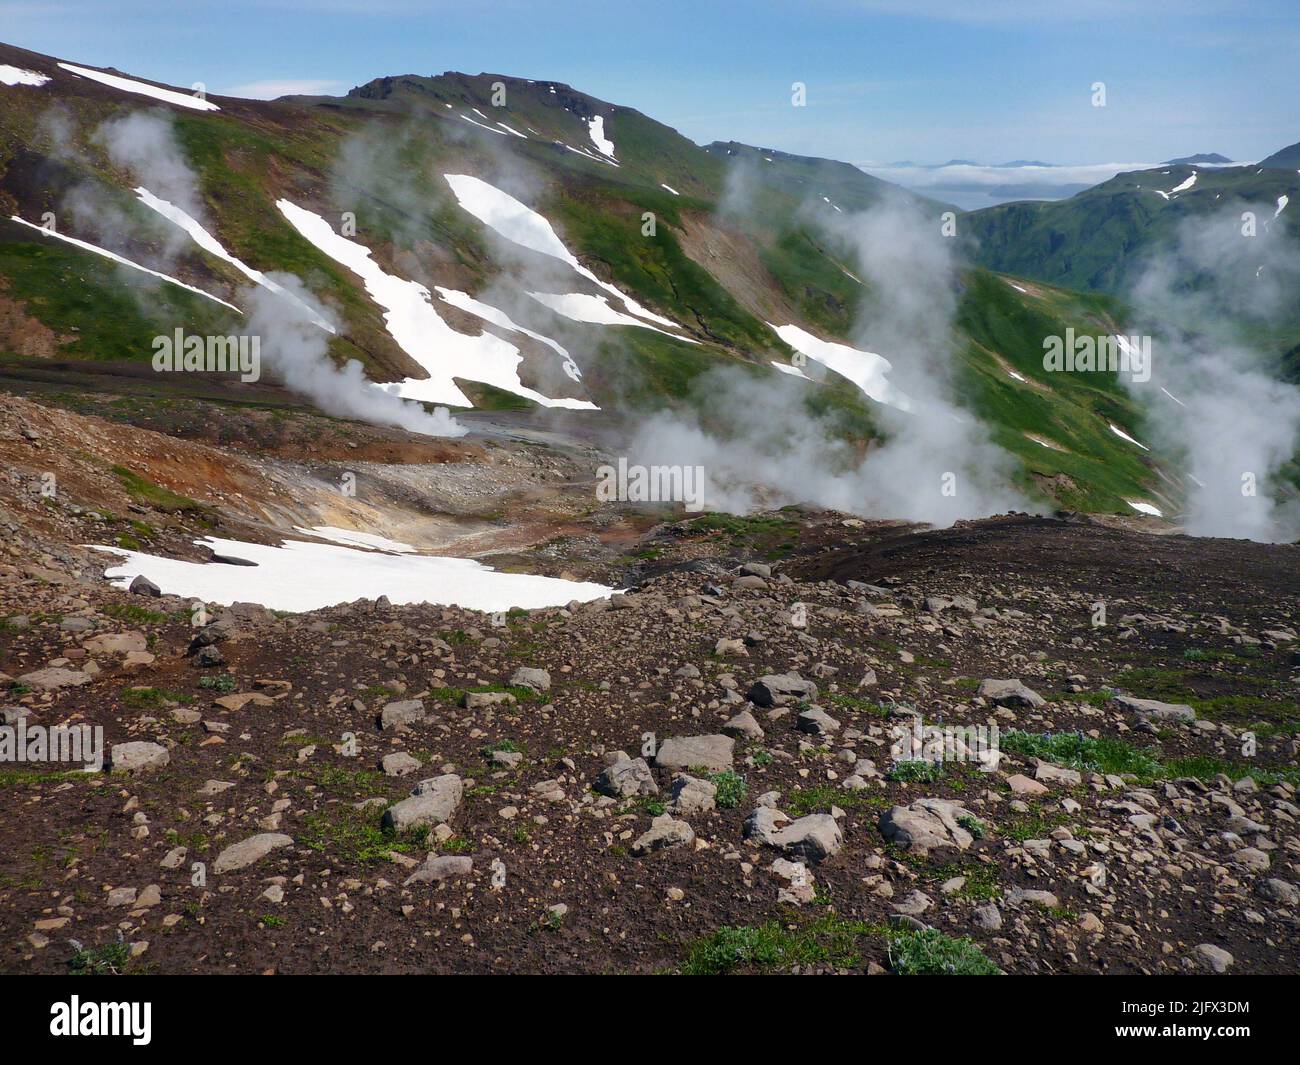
[382,774,463,831]
[1114,695,1196,722]
[594,757,658,799]
[380,699,426,730]
[631,814,695,855]
[668,774,717,816]
[747,673,818,707]
[404,855,473,885]
[879,798,978,856]
[977,678,1045,709]
[109,741,170,775]
[655,734,734,772]
[509,667,551,692]
[214,832,294,873]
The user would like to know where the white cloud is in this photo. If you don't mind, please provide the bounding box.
[859,159,1245,209]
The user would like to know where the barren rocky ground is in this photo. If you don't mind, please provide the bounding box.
[2,395,1298,974]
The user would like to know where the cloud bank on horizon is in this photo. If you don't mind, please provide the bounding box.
[860,159,1248,211]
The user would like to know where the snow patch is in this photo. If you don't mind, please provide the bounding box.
[1125,501,1164,517]
[529,292,698,343]
[135,187,334,332]
[443,174,682,330]
[0,64,50,87]
[276,199,597,409]
[562,142,618,167]
[771,360,811,380]
[660,183,679,196]
[1108,422,1150,451]
[8,214,238,310]
[768,322,909,411]
[459,113,507,136]
[57,61,219,111]
[435,287,590,390]
[1170,172,1197,194]
[587,115,616,159]
[92,537,612,614]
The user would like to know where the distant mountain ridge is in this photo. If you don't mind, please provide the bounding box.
[1164,153,1232,165]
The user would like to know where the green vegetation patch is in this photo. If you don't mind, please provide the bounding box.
[888,928,1001,975]
[112,466,205,513]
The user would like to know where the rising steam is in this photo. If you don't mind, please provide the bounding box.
[1128,206,1300,541]
[629,188,1031,526]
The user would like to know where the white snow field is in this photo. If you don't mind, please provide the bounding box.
[435,287,589,387]
[92,536,613,614]
[136,188,336,332]
[1169,173,1197,194]
[8,215,239,311]
[1126,501,1164,517]
[528,291,699,342]
[0,64,50,86]
[442,174,682,330]
[587,115,616,159]
[276,200,597,410]
[56,61,220,111]
[767,322,910,411]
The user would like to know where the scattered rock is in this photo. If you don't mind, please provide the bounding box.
[654,734,734,772]
[879,798,978,856]
[1189,944,1234,974]
[382,775,463,831]
[509,667,550,692]
[668,773,717,816]
[746,673,818,707]
[631,813,694,855]
[213,833,294,874]
[382,751,423,777]
[978,678,1045,709]
[109,741,169,775]
[404,855,473,885]
[1114,695,1196,722]
[594,756,658,798]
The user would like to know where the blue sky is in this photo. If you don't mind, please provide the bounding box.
[3,0,1296,165]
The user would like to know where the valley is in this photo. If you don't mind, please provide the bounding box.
[0,28,1297,984]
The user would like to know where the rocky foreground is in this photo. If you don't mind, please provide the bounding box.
[1,512,1298,975]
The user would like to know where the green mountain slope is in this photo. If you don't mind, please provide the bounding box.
[961,159,1300,371]
[1260,141,1300,169]
[0,39,1172,516]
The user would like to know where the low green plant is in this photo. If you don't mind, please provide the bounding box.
[888,928,1001,975]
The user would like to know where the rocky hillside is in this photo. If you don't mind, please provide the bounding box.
[2,499,1297,974]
